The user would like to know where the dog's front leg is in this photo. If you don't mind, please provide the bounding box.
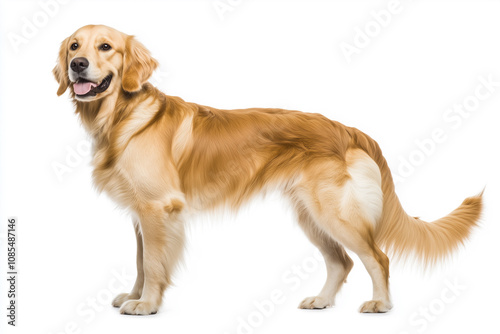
[112,221,144,307]
[119,201,185,315]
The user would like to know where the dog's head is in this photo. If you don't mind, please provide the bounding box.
[53,25,158,101]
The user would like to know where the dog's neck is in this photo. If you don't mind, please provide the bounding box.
[73,84,172,175]
[75,90,120,142]
[75,84,161,143]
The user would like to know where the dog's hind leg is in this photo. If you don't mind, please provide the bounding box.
[295,206,353,309]
[306,204,391,312]
[296,150,391,312]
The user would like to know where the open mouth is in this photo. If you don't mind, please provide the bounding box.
[73,74,112,98]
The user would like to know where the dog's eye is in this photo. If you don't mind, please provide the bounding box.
[70,43,78,51]
[100,43,112,51]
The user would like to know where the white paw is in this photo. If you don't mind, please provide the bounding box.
[119,299,159,315]
[112,293,140,308]
[359,300,392,313]
[298,296,332,309]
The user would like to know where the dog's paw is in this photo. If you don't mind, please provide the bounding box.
[359,300,392,313]
[112,292,140,308]
[298,296,332,309]
[119,299,158,315]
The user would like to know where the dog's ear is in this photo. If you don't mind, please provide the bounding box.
[53,37,70,96]
[122,36,159,93]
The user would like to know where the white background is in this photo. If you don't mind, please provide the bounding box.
[1,1,499,334]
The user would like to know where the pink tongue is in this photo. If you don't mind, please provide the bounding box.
[73,81,97,95]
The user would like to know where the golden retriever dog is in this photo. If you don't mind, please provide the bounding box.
[53,25,483,315]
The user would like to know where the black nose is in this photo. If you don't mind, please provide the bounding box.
[70,57,89,73]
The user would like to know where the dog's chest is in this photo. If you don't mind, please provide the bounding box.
[92,135,181,210]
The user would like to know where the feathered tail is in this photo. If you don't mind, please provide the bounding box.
[346,126,483,265]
